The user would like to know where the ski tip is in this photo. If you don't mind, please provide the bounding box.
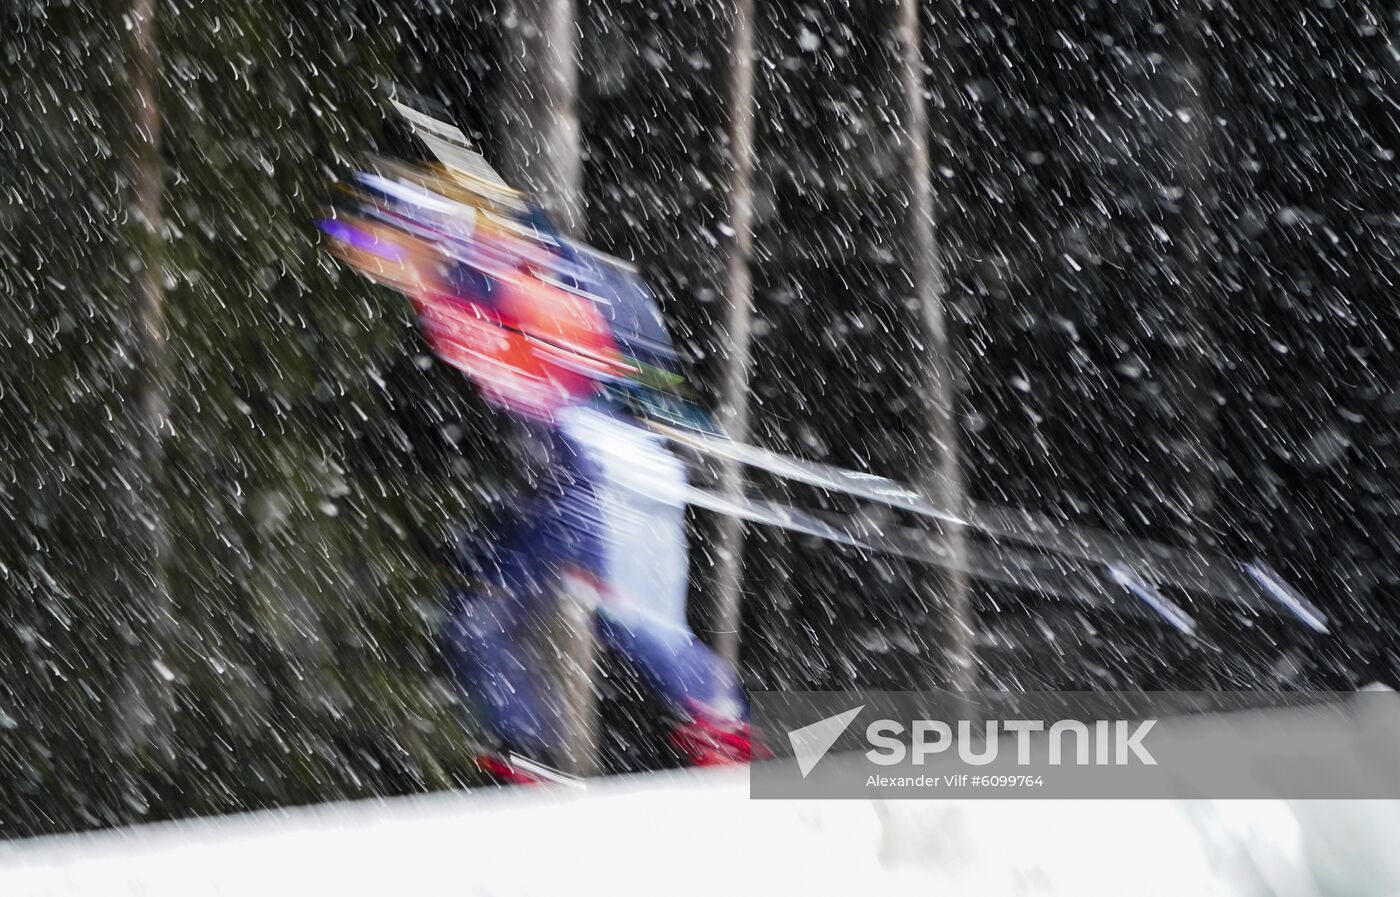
[1241,561,1330,634]
[1104,563,1198,637]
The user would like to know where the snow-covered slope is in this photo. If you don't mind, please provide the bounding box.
[3,763,1396,896]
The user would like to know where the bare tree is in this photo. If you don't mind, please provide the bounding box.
[709,0,759,668]
[499,0,597,775]
[1171,0,1223,681]
[116,0,175,756]
[501,0,584,234]
[896,0,976,692]
[1174,0,1217,533]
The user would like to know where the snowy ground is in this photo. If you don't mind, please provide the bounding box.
[3,762,1399,896]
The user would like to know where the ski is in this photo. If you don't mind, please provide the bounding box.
[675,480,1194,631]
[653,422,1326,634]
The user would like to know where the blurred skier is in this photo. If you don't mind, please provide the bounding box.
[436,262,756,782]
[322,126,758,783]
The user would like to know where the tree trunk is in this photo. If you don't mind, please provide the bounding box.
[1172,0,1221,681]
[116,0,175,758]
[709,0,759,669]
[1174,0,1216,530]
[499,0,595,775]
[896,0,976,692]
[501,0,584,235]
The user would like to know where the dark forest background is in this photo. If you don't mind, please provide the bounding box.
[2,0,1398,836]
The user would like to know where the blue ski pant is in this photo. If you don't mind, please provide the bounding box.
[441,583,747,758]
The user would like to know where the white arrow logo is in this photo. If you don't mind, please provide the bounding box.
[788,705,864,777]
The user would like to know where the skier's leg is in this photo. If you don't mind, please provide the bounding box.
[441,584,572,779]
[595,609,762,765]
